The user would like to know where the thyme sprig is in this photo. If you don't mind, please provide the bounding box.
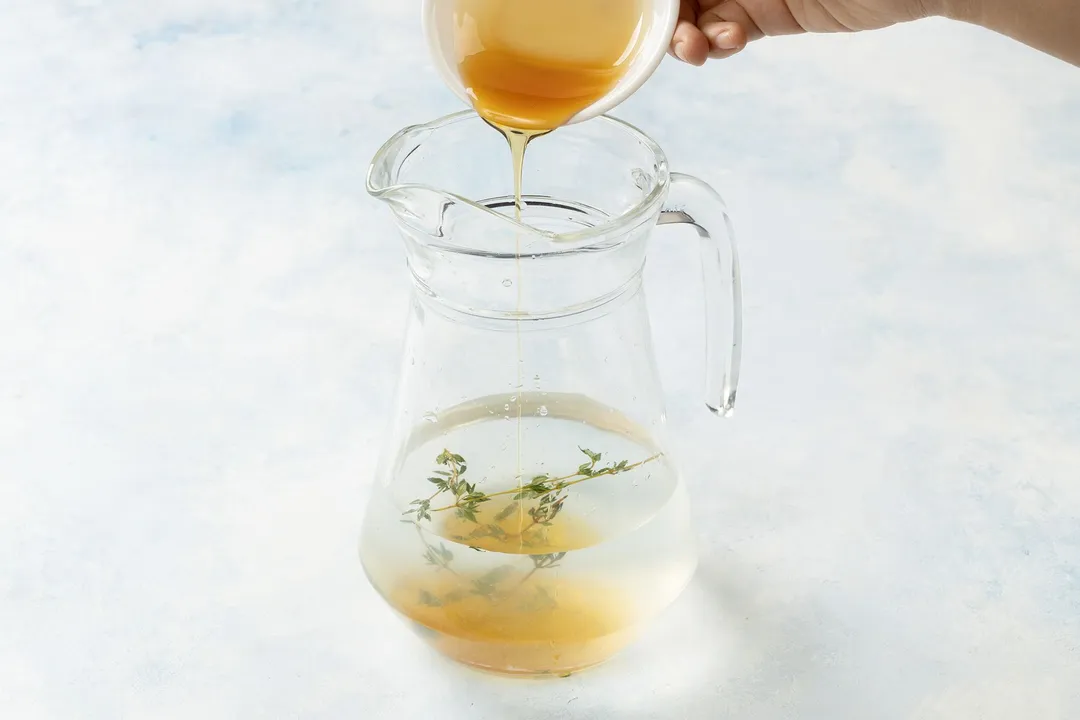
[403,447,661,525]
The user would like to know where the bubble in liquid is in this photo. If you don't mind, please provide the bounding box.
[504,404,510,411]
[538,405,549,417]
[422,412,438,424]
[510,395,517,402]
[502,278,513,287]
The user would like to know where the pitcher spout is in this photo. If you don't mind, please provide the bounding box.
[367,120,450,239]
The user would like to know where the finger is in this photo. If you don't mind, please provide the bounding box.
[700,20,748,58]
[697,2,764,58]
[669,19,710,65]
[668,2,710,66]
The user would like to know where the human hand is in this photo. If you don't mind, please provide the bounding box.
[668,0,941,64]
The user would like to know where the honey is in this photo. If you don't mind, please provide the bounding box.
[452,0,646,131]
[390,499,634,676]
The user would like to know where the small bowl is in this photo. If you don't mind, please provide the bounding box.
[422,0,681,126]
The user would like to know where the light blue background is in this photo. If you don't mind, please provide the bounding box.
[1,2,1079,718]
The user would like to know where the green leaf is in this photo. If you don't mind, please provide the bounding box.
[494,502,519,522]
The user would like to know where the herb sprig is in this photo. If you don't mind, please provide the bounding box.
[403,447,660,526]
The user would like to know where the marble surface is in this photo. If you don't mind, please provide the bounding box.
[2,1,1080,718]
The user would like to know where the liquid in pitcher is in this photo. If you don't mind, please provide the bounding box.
[359,394,697,676]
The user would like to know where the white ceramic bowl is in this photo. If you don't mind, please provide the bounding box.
[421,0,681,125]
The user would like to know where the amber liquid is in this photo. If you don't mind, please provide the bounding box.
[389,499,636,676]
[453,0,645,209]
[452,0,645,131]
[373,1,653,677]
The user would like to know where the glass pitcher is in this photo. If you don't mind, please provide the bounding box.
[359,110,742,677]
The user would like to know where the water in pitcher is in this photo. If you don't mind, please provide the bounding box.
[359,394,697,676]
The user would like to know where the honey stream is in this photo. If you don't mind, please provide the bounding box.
[389,0,648,676]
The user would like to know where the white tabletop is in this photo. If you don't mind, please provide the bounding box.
[3,2,1079,718]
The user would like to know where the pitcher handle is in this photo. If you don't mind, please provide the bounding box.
[657,172,743,417]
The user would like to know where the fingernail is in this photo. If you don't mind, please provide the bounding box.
[674,41,688,62]
[711,28,739,50]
